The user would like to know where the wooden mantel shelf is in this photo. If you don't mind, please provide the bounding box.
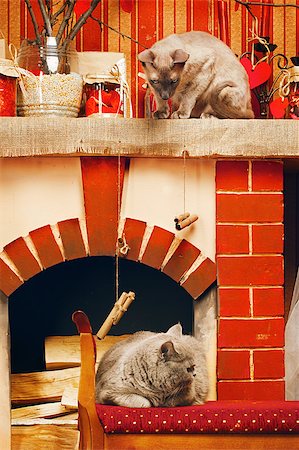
[0,117,298,158]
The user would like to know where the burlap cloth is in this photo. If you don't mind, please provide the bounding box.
[0,117,298,158]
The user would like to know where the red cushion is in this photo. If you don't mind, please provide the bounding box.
[96,401,299,434]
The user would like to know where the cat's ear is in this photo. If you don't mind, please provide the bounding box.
[160,340,178,361]
[166,323,183,338]
[138,49,155,64]
[172,49,189,64]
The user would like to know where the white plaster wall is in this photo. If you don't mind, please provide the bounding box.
[0,157,85,249]
[122,158,215,261]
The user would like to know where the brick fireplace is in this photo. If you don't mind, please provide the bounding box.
[216,160,285,400]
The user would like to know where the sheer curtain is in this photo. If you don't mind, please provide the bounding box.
[285,267,299,400]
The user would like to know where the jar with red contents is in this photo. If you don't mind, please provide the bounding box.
[0,58,19,116]
[84,74,123,118]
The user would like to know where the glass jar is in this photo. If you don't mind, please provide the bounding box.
[84,74,123,118]
[0,58,18,116]
[16,38,83,117]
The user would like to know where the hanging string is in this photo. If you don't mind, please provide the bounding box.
[174,150,199,231]
[183,150,186,214]
[115,153,121,303]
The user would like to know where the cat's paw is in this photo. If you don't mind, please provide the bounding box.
[153,110,169,119]
[115,394,152,408]
[171,111,190,119]
[200,113,219,119]
[136,397,152,408]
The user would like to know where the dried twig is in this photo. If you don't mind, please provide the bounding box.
[90,15,147,49]
[38,0,53,36]
[45,0,51,14]
[51,1,68,27]
[235,0,299,9]
[56,0,76,46]
[60,0,101,52]
[24,0,42,45]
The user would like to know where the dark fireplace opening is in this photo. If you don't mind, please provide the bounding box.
[9,256,193,374]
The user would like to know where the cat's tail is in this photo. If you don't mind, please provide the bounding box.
[209,81,254,119]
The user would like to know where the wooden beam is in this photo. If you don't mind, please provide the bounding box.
[0,291,10,450]
[0,118,298,159]
[105,434,299,450]
[45,335,129,369]
[11,367,80,405]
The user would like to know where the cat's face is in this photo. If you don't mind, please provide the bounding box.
[138,49,189,100]
[159,339,197,386]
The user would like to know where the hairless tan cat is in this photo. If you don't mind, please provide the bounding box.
[139,31,254,119]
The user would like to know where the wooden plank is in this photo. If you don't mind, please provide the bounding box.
[11,402,73,420]
[0,291,10,450]
[12,418,77,426]
[11,367,80,405]
[11,425,79,450]
[45,335,129,370]
[105,434,299,450]
[61,387,78,410]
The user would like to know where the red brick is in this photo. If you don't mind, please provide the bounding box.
[216,193,283,223]
[217,255,283,286]
[218,288,250,317]
[163,240,201,282]
[181,258,216,299]
[217,380,285,400]
[0,259,23,296]
[253,349,285,379]
[141,226,174,270]
[217,350,250,379]
[218,318,285,348]
[81,157,126,256]
[4,237,41,280]
[122,218,147,262]
[30,225,64,269]
[252,224,284,254]
[216,225,249,254]
[252,161,283,192]
[216,161,249,191]
[58,219,86,261]
[252,287,284,316]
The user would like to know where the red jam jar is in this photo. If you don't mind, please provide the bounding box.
[84,74,123,117]
[0,59,18,116]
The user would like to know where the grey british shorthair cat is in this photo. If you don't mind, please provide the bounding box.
[95,323,208,408]
[138,30,254,119]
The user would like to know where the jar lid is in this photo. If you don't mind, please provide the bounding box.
[83,73,120,85]
[0,58,19,78]
[290,66,299,83]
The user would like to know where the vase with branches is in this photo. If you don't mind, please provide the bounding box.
[20,0,101,74]
[17,1,104,117]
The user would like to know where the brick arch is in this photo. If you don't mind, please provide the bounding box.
[0,217,216,299]
[0,156,216,297]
